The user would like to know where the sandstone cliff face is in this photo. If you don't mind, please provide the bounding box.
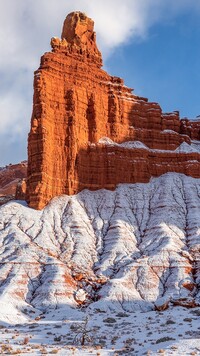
[0,161,27,205]
[27,11,200,209]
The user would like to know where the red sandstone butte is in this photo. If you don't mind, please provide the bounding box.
[27,11,200,210]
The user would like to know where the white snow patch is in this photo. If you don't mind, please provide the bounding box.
[162,129,178,134]
[175,142,199,153]
[98,137,200,154]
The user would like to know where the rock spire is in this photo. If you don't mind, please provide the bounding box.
[27,12,200,209]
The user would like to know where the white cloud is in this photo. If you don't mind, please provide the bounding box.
[0,0,200,164]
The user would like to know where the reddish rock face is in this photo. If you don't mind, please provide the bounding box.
[0,162,27,205]
[27,11,200,209]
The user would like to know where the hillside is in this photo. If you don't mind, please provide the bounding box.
[0,173,200,354]
[1,173,199,321]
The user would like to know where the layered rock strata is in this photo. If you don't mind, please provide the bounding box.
[27,11,200,209]
[1,174,200,317]
[0,161,27,205]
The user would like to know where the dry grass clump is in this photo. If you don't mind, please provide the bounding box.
[22,336,29,345]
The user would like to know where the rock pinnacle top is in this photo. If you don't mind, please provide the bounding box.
[61,11,95,44]
[50,11,102,66]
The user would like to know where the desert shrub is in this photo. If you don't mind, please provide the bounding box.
[103,317,116,323]
[166,319,176,325]
[156,336,175,344]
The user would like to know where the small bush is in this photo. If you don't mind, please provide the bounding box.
[156,336,175,344]
[166,319,176,325]
[190,310,200,316]
[103,317,116,323]
[22,336,29,345]
[116,312,129,318]
[54,336,61,342]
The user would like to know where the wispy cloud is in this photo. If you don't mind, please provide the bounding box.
[0,0,200,165]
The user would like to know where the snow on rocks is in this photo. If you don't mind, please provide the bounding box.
[74,289,87,304]
[98,137,150,150]
[98,136,200,154]
[175,141,199,153]
[0,173,200,323]
[155,296,170,311]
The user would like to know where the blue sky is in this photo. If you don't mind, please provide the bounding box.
[107,11,200,118]
[0,0,200,166]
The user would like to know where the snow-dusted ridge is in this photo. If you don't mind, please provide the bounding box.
[98,137,200,153]
[0,173,200,326]
[0,172,200,354]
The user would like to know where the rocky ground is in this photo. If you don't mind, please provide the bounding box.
[0,306,199,355]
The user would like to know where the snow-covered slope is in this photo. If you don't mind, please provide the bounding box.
[0,172,199,325]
